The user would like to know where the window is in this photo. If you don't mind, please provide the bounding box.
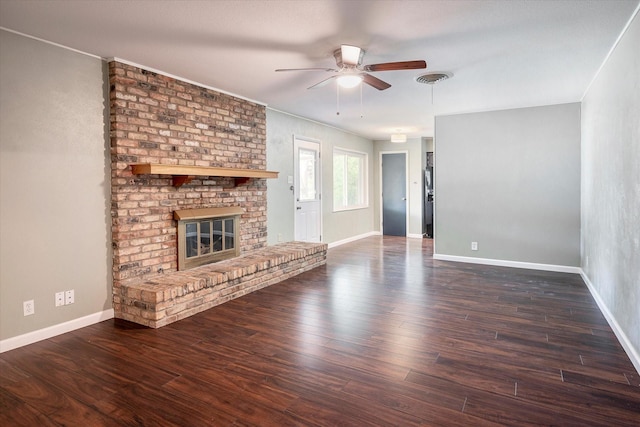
[333,148,368,211]
[298,147,318,201]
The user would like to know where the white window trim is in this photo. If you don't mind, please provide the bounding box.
[333,147,369,212]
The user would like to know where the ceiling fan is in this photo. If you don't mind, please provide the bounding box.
[276,45,427,91]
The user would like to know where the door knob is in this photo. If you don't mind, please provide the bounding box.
[296,207,302,210]
[402,197,407,201]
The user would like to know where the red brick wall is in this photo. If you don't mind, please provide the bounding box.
[109,61,268,303]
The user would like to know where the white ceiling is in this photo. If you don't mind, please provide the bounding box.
[1,0,638,140]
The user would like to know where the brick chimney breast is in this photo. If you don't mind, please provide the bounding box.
[109,61,268,314]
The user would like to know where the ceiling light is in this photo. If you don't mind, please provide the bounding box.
[390,134,407,143]
[337,74,363,88]
[341,45,362,66]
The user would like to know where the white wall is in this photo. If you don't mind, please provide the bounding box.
[266,109,375,245]
[581,10,640,370]
[0,30,111,348]
[434,103,581,267]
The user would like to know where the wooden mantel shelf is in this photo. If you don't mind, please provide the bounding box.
[131,163,279,187]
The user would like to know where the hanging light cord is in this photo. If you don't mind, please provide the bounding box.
[360,83,363,118]
[336,81,365,117]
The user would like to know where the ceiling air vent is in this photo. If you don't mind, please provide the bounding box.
[416,72,452,85]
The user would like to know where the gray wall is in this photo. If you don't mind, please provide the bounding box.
[434,103,581,266]
[266,109,375,245]
[0,31,111,342]
[581,13,639,361]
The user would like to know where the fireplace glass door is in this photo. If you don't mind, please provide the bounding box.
[178,215,239,270]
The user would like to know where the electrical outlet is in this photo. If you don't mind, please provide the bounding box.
[278,233,283,242]
[23,300,35,316]
[471,241,478,251]
[65,290,75,305]
[55,292,65,307]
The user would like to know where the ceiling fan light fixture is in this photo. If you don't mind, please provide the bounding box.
[337,74,363,88]
[390,134,407,143]
[341,45,362,66]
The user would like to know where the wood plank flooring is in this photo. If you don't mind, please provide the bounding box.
[1,236,639,426]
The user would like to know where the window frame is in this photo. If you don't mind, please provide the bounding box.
[332,147,369,212]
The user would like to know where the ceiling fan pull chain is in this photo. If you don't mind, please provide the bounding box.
[336,84,340,115]
[360,83,364,118]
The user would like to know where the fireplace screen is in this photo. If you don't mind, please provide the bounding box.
[185,217,235,256]
[175,208,242,271]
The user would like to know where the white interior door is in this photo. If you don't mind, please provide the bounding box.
[294,137,321,242]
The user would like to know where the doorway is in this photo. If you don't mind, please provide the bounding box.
[381,152,408,236]
[294,137,322,242]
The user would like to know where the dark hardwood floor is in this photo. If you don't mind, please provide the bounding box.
[1,236,639,426]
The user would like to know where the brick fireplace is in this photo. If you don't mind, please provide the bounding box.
[109,60,271,319]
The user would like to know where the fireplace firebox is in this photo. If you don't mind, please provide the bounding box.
[174,207,243,270]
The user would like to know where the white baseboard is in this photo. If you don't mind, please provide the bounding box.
[407,233,423,239]
[328,231,381,248]
[580,270,640,375]
[433,253,582,274]
[0,309,114,353]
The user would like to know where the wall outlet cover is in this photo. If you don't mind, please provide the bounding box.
[23,300,35,316]
[55,292,65,307]
[471,242,478,251]
[65,290,75,305]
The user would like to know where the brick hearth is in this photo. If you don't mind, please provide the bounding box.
[117,242,327,328]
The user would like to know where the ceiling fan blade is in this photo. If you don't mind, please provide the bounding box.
[364,60,427,72]
[362,73,391,91]
[308,76,338,89]
[341,45,363,66]
[275,67,337,72]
